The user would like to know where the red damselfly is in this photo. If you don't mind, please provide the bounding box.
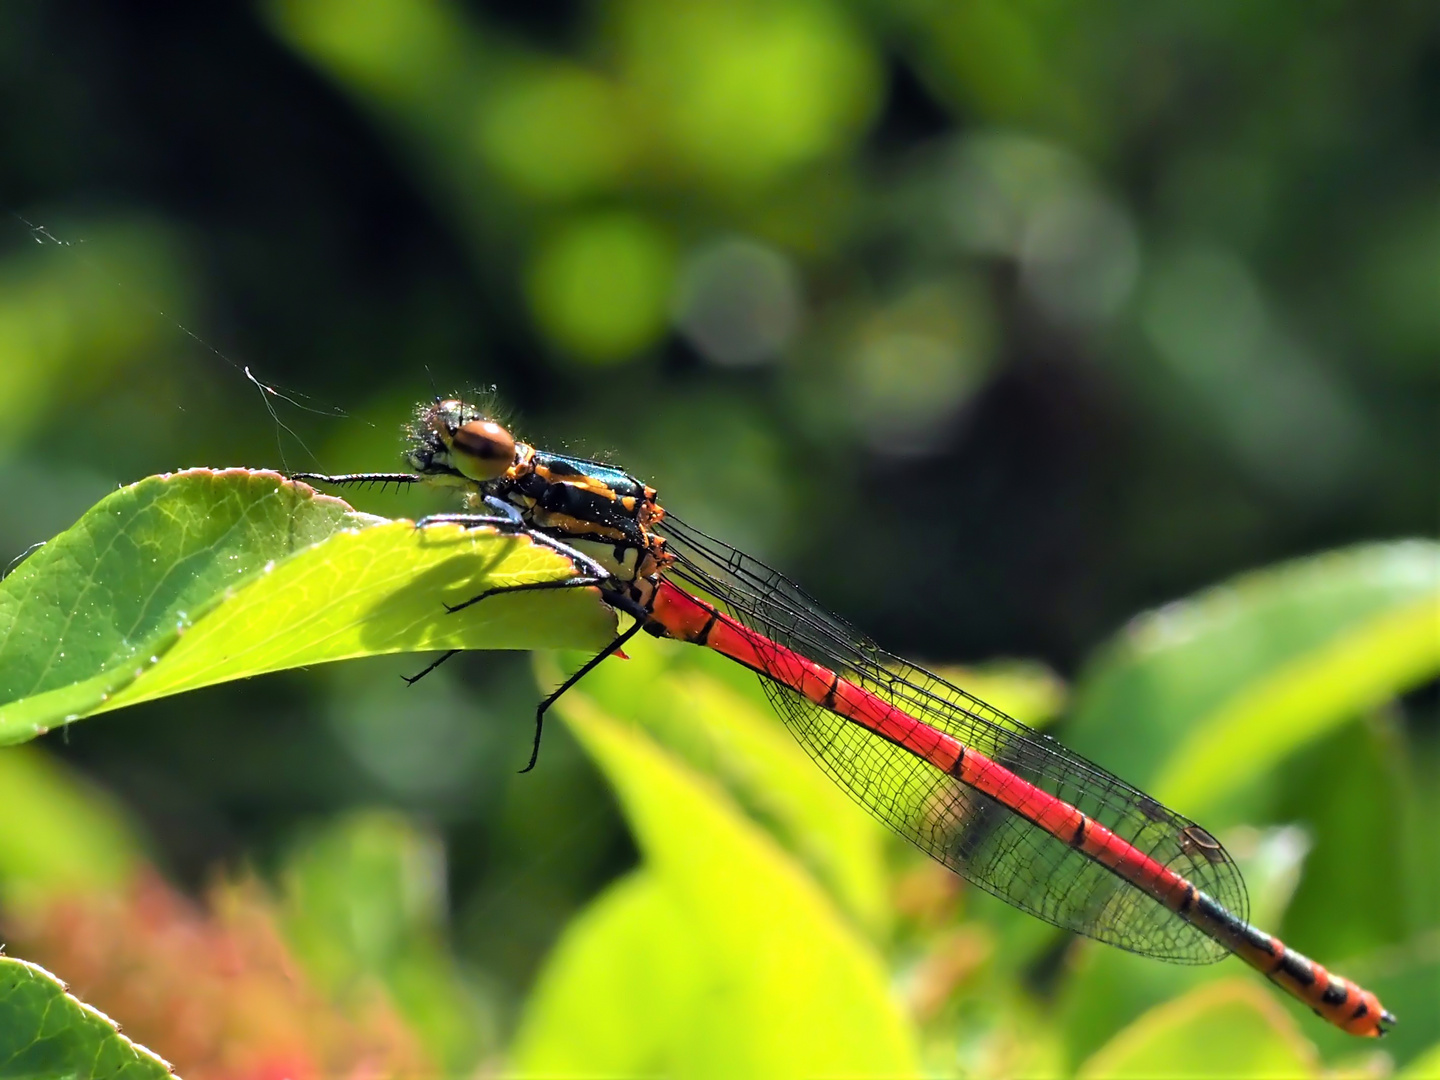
[295,398,1394,1038]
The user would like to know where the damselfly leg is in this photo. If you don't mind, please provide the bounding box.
[293,469,636,769]
[520,618,647,772]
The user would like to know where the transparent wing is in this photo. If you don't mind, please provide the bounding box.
[660,515,1247,963]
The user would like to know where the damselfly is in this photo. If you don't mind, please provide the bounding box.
[295,398,1394,1038]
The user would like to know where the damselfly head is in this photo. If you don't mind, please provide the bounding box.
[406,398,517,484]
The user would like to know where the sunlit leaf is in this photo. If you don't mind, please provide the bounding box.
[1075,979,1320,1079]
[511,691,919,1077]
[1066,541,1440,814]
[0,956,172,1079]
[510,870,703,1074]
[554,635,891,929]
[1398,1038,1440,1079]
[0,469,613,743]
[1271,722,1406,962]
[1154,592,1438,813]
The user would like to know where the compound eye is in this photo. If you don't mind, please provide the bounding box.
[450,419,516,481]
[433,399,467,434]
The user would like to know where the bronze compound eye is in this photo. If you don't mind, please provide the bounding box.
[451,419,517,481]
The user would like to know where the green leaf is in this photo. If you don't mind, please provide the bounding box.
[510,689,919,1078]
[0,469,614,743]
[0,956,173,1079]
[1271,721,1407,961]
[549,633,892,929]
[1065,541,1440,815]
[1075,979,1320,1079]
[1398,1039,1440,1079]
[510,870,707,1074]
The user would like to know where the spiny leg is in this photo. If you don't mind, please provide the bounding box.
[401,649,460,686]
[420,505,615,603]
[406,501,614,682]
[402,576,611,682]
[415,512,529,534]
[292,472,423,490]
[297,481,616,685]
[418,493,526,528]
[402,576,606,682]
[445,574,606,615]
[522,618,647,774]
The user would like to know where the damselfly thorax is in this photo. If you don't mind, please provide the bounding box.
[483,441,673,605]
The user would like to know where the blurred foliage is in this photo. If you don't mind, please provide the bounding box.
[5,872,430,1078]
[1072,980,1322,1079]
[280,812,493,1073]
[0,0,1437,1075]
[1067,541,1439,813]
[0,746,138,907]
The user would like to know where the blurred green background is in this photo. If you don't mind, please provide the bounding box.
[0,0,1437,1075]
